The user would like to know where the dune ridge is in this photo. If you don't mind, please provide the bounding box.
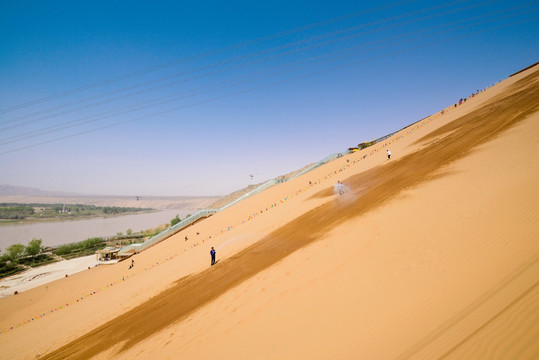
[38,67,539,359]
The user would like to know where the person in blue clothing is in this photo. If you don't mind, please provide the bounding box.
[210,247,216,266]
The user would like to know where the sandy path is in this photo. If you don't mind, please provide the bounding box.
[0,255,100,299]
[39,68,539,359]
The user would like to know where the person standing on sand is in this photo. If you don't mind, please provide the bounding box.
[387,150,391,159]
[210,247,216,266]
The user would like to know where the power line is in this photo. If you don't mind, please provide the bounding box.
[1,0,517,141]
[1,0,470,127]
[0,0,420,115]
[1,0,531,145]
[1,14,535,155]
[1,4,533,147]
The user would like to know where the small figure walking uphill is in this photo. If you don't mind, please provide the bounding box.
[210,247,216,266]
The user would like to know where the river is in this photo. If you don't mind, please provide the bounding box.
[0,209,195,249]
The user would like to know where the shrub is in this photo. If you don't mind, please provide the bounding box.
[0,260,23,278]
[6,243,25,262]
[54,243,75,255]
[170,215,181,227]
[53,237,105,258]
[26,238,42,256]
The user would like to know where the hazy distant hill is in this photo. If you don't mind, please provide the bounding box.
[0,185,80,197]
[0,185,221,210]
[1,161,315,211]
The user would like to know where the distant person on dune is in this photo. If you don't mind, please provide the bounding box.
[210,247,216,266]
[335,181,344,195]
[387,150,391,159]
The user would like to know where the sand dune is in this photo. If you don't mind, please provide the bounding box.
[0,65,537,360]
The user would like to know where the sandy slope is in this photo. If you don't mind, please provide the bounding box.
[0,65,537,360]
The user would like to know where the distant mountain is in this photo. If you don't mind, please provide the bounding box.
[0,185,81,197]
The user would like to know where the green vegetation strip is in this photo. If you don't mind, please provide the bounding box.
[0,203,152,221]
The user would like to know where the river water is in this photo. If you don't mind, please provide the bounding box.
[0,209,195,249]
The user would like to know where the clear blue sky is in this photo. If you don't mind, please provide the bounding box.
[0,0,537,196]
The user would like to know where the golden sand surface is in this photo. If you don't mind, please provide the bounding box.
[0,65,537,359]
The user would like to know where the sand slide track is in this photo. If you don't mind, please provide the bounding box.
[441,281,538,359]
[395,254,539,359]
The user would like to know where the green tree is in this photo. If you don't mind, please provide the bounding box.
[6,243,25,262]
[26,238,42,256]
[117,232,123,236]
[170,215,181,227]
[126,228,133,235]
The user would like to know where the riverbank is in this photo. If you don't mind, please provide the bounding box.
[0,209,158,226]
[0,208,195,249]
